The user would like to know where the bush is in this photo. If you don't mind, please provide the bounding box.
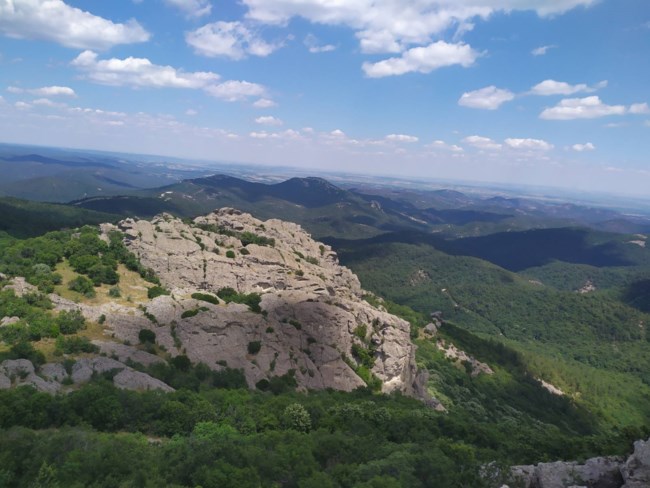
[239,248,250,255]
[191,292,219,305]
[56,310,86,335]
[226,250,236,259]
[247,341,262,355]
[171,355,191,371]
[217,288,262,314]
[55,336,99,355]
[138,329,156,344]
[181,309,200,319]
[68,276,96,298]
[6,341,46,366]
[147,286,169,300]
[108,286,121,298]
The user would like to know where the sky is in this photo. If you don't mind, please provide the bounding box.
[0,0,649,196]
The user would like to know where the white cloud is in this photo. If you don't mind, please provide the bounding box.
[571,142,595,151]
[242,0,595,55]
[185,109,198,116]
[71,51,266,102]
[304,34,336,53]
[32,97,67,108]
[428,140,463,152]
[630,103,650,114]
[362,41,479,78]
[386,134,419,143]
[71,50,221,88]
[15,101,31,110]
[0,0,149,50]
[531,44,557,56]
[8,85,76,97]
[255,115,283,126]
[530,79,606,96]
[205,81,266,101]
[540,96,627,120]
[462,135,501,150]
[505,138,553,150]
[186,21,280,60]
[253,98,277,108]
[458,85,514,110]
[164,0,211,18]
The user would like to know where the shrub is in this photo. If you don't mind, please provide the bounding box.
[55,336,99,355]
[239,248,250,255]
[191,292,219,305]
[108,286,121,298]
[138,329,156,344]
[226,250,236,259]
[68,276,96,298]
[7,341,46,366]
[353,324,368,340]
[56,310,86,335]
[147,286,169,300]
[171,355,191,371]
[181,309,200,319]
[247,341,262,355]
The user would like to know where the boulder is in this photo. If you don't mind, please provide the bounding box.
[71,357,127,384]
[622,438,650,487]
[113,369,174,392]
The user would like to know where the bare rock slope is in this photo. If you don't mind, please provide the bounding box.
[100,208,420,394]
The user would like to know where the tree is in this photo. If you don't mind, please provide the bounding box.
[283,403,311,433]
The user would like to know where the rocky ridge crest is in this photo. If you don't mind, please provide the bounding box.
[91,208,421,394]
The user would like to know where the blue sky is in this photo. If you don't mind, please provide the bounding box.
[0,0,649,196]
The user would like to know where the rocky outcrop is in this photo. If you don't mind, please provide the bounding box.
[621,438,650,487]
[506,438,650,488]
[95,209,420,395]
[0,358,173,394]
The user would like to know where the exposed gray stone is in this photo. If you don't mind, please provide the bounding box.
[107,209,421,395]
[92,341,165,367]
[41,363,68,382]
[3,277,38,297]
[1,358,35,377]
[0,372,11,389]
[71,357,126,384]
[0,316,20,326]
[113,369,174,392]
[622,438,650,487]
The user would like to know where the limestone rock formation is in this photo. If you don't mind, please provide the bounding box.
[0,357,173,394]
[505,439,650,488]
[93,208,420,395]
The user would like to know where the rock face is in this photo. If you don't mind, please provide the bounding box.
[98,208,420,395]
[506,438,650,488]
[0,358,173,394]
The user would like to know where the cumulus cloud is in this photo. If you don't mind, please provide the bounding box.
[505,138,553,150]
[7,85,76,97]
[386,134,419,143]
[458,85,515,110]
[462,135,501,150]
[362,41,479,78]
[530,79,607,96]
[540,96,627,120]
[205,81,266,101]
[630,103,650,114]
[255,115,283,126]
[253,98,277,108]
[572,142,595,151]
[71,51,266,102]
[0,0,150,50]
[428,140,463,152]
[304,34,336,53]
[71,50,220,88]
[164,0,211,18]
[531,44,557,56]
[186,21,281,60]
[242,0,595,55]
